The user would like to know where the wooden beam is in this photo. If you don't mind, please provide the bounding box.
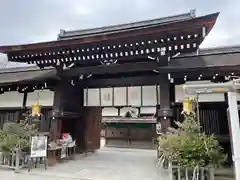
[169,65,240,76]
[84,65,240,88]
[84,75,159,88]
[62,61,161,77]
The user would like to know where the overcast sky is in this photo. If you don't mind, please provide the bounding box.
[0,0,238,67]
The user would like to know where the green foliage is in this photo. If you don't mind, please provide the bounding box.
[158,112,226,168]
[0,121,38,153]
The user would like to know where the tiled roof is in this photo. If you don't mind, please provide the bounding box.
[58,10,196,40]
[0,67,56,85]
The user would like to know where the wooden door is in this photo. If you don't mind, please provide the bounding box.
[84,107,101,151]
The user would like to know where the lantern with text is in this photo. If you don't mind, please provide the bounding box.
[32,104,41,117]
[182,98,194,115]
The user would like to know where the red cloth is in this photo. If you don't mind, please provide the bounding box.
[62,133,69,140]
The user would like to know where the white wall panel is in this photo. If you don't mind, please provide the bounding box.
[127,86,141,106]
[100,88,113,106]
[175,82,225,102]
[120,107,139,117]
[114,87,127,106]
[84,89,87,106]
[157,85,160,104]
[175,85,185,102]
[142,86,157,106]
[140,107,156,114]
[87,89,100,106]
[237,93,240,101]
[0,92,23,107]
[102,107,118,116]
[197,94,225,102]
[26,90,54,107]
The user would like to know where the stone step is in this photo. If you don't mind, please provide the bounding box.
[215,177,235,180]
[215,168,235,180]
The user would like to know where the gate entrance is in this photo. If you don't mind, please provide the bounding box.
[0,11,219,153]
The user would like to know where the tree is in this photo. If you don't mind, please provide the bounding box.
[158,100,226,168]
[0,121,38,153]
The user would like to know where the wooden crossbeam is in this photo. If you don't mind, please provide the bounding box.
[62,61,161,77]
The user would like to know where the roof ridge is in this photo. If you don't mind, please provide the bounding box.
[58,9,196,40]
[200,44,240,52]
[173,44,240,59]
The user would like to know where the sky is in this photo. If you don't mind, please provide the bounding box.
[0,0,239,67]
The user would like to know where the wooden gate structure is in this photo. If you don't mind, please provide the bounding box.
[0,10,233,153]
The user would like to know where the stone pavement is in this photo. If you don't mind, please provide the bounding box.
[0,147,168,180]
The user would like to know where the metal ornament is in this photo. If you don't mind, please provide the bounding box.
[31,104,41,117]
[156,122,162,135]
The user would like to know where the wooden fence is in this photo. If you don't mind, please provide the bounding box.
[0,149,29,172]
[157,154,214,180]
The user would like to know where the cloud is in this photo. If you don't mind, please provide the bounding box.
[0,0,239,66]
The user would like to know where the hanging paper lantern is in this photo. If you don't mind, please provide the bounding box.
[182,97,194,115]
[32,103,41,116]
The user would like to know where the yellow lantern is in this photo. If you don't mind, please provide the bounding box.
[32,103,41,116]
[182,97,194,115]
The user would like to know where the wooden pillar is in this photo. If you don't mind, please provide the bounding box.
[50,79,85,141]
[157,74,173,133]
[74,86,85,151]
[18,92,28,123]
[50,81,63,140]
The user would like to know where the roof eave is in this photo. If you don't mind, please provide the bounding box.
[0,12,219,54]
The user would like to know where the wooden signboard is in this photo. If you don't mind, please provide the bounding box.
[30,136,47,158]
